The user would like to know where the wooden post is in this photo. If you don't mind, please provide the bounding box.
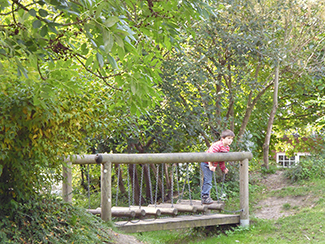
[101,161,112,221]
[239,158,249,227]
[62,161,72,203]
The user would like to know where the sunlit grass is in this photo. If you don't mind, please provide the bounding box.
[135,177,325,244]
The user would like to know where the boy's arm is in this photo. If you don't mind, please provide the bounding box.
[208,162,216,172]
[219,162,228,174]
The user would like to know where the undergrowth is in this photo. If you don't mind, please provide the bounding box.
[0,194,114,243]
[284,155,325,182]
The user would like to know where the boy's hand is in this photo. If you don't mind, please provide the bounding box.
[209,165,216,172]
[224,168,229,174]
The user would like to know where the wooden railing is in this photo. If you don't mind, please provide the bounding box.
[62,152,252,227]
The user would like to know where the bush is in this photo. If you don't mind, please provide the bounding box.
[284,156,325,182]
[0,194,114,243]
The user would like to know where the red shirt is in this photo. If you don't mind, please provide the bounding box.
[205,140,229,172]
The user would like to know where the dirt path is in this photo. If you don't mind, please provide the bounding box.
[253,170,314,220]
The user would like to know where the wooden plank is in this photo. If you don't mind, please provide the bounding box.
[129,206,161,216]
[148,204,197,213]
[87,208,137,218]
[144,205,178,216]
[115,214,240,233]
[112,207,144,217]
[179,200,225,211]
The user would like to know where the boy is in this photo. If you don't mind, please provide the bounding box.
[201,129,235,204]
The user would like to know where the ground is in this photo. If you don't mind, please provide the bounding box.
[253,170,316,220]
[112,170,309,243]
[107,228,143,244]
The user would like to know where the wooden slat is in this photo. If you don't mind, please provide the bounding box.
[143,206,178,216]
[129,206,161,216]
[178,200,225,211]
[112,207,146,217]
[115,214,240,233]
[148,204,197,213]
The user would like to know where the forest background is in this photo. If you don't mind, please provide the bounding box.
[1,0,325,242]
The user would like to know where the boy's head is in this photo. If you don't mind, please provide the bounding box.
[220,129,235,139]
[220,129,235,147]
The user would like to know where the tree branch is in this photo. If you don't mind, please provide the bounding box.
[74,55,123,90]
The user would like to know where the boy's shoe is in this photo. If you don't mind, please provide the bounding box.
[201,195,213,204]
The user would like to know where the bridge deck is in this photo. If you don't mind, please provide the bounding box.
[115,213,240,233]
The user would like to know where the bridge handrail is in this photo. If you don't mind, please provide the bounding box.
[65,152,253,165]
[62,152,251,227]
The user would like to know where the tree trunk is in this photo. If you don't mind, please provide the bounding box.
[236,77,273,142]
[225,63,234,131]
[263,64,279,169]
[143,164,152,204]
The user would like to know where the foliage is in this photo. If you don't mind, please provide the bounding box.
[260,164,277,175]
[0,66,114,209]
[273,127,325,157]
[0,0,214,113]
[0,0,219,211]
[0,194,115,243]
[284,155,325,182]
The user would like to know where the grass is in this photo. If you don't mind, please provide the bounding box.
[3,167,324,243]
[133,175,325,244]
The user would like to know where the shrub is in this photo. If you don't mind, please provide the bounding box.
[284,155,325,182]
[0,194,113,243]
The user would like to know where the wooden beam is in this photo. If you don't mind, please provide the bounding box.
[71,152,253,165]
[240,158,249,227]
[101,161,112,221]
[115,214,240,233]
[62,162,72,203]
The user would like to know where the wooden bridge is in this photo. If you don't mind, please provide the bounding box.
[115,214,240,233]
[62,152,252,232]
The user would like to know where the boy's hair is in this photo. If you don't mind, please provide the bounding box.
[221,129,235,138]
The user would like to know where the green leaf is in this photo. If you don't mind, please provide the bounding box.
[40,25,48,37]
[117,46,125,60]
[48,23,57,33]
[32,20,42,29]
[28,9,37,17]
[104,16,120,27]
[114,34,124,48]
[130,101,137,114]
[0,164,2,177]
[95,2,106,19]
[103,30,113,52]
[81,43,88,55]
[107,55,117,69]
[85,56,93,67]
[96,52,104,68]
[15,57,28,78]
[39,9,48,17]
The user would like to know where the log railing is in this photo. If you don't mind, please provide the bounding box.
[62,152,252,227]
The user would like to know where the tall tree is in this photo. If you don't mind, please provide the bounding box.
[261,0,325,168]
[0,0,214,209]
